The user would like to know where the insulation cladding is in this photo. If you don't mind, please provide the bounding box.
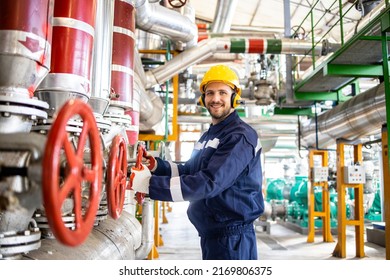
[111,0,139,145]
[0,0,54,97]
[37,0,97,99]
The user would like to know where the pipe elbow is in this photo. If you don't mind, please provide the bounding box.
[135,198,155,260]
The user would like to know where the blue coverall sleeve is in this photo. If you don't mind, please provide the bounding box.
[149,134,257,202]
[153,157,192,177]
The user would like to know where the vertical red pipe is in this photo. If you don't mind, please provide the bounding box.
[0,0,52,39]
[126,110,139,145]
[50,0,97,97]
[111,0,139,144]
[111,0,135,106]
[0,0,53,97]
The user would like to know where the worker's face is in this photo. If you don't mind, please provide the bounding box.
[204,82,234,124]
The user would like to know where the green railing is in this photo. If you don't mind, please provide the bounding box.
[291,0,361,78]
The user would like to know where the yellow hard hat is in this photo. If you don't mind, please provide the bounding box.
[199,64,241,96]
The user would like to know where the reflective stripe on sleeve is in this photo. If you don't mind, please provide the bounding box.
[168,161,179,177]
[170,176,184,202]
[256,138,262,154]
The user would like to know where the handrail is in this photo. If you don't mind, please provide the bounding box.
[292,0,360,80]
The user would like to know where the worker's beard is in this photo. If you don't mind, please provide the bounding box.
[206,102,233,124]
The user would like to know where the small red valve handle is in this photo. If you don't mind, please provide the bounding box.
[131,144,147,204]
[136,144,145,169]
[142,149,157,171]
[106,135,127,220]
[42,99,103,247]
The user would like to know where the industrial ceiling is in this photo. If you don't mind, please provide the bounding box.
[191,0,362,41]
[140,0,385,161]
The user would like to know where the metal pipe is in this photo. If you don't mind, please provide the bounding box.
[24,211,142,260]
[134,50,148,87]
[211,0,238,33]
[139,90,165,131]
[0,133,46,161]
[198,32,279,41]
[284,0,294,104]
[110,0,136,110]
[0,0,53,99]
[134,0,197,48]
[230,25,285,34]
[133,50,165,132]
[300,82,385,148]
[145,37,324,89]
[35,0,98,116]
[90,0,114,100]
[135,197,154,260]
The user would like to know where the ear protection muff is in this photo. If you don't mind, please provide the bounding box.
[198,91,241,108]
[198,94,205,107]
[231,92,241,108]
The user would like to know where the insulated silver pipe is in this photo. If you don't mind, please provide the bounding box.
[145,38,220,88]
[135,198,154,260]
[90,0,114,99]
[134,0,197,48]
[211,0,238,33]
[300,82,385,148]
[145,37,324,89]
[24,211,142,260]
[133,50,164,131]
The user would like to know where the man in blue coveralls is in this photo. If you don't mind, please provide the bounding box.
[130,64,264,260]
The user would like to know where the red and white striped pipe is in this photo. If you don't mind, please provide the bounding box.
[111,0,139,145]
[37,0,97,100]
[0,0,54,97]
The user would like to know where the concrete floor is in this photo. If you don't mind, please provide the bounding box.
[156,201,386,260]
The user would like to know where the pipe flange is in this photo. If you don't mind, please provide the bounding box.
[0,96,48,118]
[93,113,112,133]
[0,230,41,259]
[34,214,76,239]
[94,207,108,225]
[104,113,132,128]
[108,100,132,111]
[0,96,49,133]
[31,117,84,134]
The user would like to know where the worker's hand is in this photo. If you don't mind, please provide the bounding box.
[130,164,151,194]
[144,151,157,172]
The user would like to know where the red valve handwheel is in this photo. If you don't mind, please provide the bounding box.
[133,144,146,204]
[106,135,127,219]
[168,0,187,8]
[42,99,103,247]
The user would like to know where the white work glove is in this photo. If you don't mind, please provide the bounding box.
[130,164,151,194]
[144,151,158,172]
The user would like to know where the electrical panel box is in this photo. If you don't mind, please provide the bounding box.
[343,165,366,184]
[312,167,328,182]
